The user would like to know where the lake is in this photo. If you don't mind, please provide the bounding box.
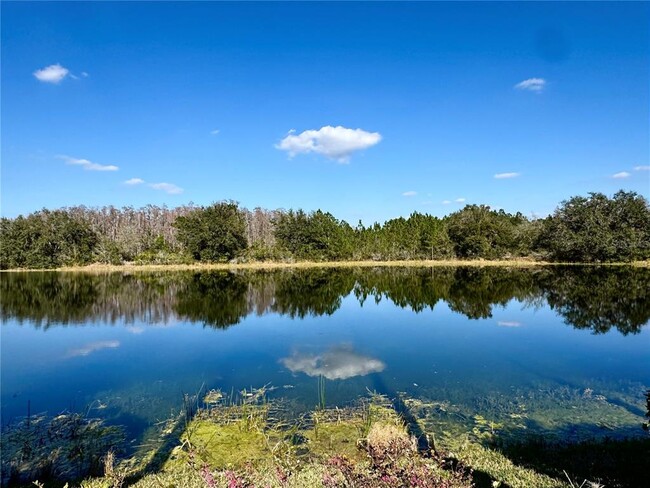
[1,266,648,453]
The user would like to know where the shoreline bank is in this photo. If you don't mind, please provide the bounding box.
[2,259,649,273]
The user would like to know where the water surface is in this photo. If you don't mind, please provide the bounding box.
[1,266,648,447]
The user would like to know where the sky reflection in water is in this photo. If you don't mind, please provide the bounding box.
[1,266,648,444]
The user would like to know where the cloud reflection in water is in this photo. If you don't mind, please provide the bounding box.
[281,345,385,380]
[66,340,120,358]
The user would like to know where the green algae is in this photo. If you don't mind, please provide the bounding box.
[306,420,365,461]
[164,418,271,471]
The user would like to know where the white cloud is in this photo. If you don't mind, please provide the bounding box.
[81,71,89,78]
[455,197,466,203]
[149,182,183,194]
[612,171,631,179]
[58,155,119,171]
[494,172,520,179]
[276,125,382,163]
[280,345,385,380]
[441,200,451,205]
[210,129,220,135]
[514,78,546,92]
[33,63,70,84]
[124,178,145,185]
[633,165,650,171]
[402,191,417,197]
[66,340,120,358]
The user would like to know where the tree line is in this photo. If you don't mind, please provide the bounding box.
[1,190,648,269]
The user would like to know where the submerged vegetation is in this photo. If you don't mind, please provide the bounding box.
[5,388,648,487]
[1,191,648,269]
[0,412,124,486]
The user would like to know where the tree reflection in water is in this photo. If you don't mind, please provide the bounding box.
[1,266,648,334]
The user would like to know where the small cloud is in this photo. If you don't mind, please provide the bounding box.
[612,171,631,179]
[33,63,70,84]
[455,197,466,203]
[149,182,183,194]
[402,191,417,197]
[124,178,145,185]
[210,129,220,135]
[276,125,381,163]
[497,321,521,328]
[514,78,546,92]
[66,340,120,358]
[81,71,89,78]
[633,165,649,171]
[441,200,451,205]
[58,155,118,171]
[494,172,520,179]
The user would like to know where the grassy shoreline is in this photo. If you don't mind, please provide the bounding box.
[2,259,649,273]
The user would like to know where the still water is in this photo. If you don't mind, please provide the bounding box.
[1,266,648,447]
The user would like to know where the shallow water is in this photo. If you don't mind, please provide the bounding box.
[1,266,648,446]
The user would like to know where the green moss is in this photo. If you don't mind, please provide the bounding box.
[164,419,271,471]
[305,420,365,461]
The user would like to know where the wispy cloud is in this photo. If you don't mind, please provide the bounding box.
[455,197,466,203]
[125,178,183,194]
[58,155,118,171]
[612,171,631,179]
[276,125,381,163]
[210,129,220,135]
[402,191,417,197]
[514,78,546,92]
[34,63,70,84]
[494,172,520,179]
[149,182,183,194]
[633,165,650,171]
[66,340,120,358]
[497,321,522,328]
[124,178,144,185]
[441,200,451,205]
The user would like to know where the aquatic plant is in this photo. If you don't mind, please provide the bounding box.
[643,390,650,432]
[0,412,124,486]
[318,374,326,410]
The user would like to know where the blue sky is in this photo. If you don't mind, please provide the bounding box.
[2,1,649,225]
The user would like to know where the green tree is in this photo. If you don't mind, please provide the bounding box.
[274,209,354,260]
[173,201,247,262]
[0,210,98,269]
[537,191,650,262]
[446,205,525,259]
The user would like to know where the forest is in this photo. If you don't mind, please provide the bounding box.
[0,190,648,269]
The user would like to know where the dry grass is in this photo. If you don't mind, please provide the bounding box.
[4,258,648,273]
[1,259,625,273]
